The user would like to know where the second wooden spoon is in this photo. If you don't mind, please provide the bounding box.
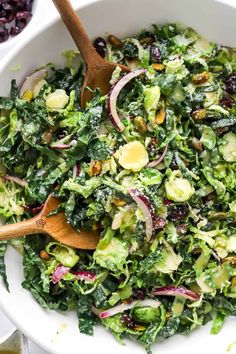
[52,0,130,107]
[0,195,100,249]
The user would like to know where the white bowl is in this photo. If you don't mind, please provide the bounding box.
[0,0,40,59]
[1,0,236,353]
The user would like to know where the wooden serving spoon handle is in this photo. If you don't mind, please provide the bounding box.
[52,0,103,69]
[0,216,45,241]
[0,195,100,249]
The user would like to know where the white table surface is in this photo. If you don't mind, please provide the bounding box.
[1,0,236,353]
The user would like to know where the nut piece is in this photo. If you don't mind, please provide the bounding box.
[42,128,53,144]
[192,109,206,121]
[231,276,236,286]
[22,89,33,102]
[134,325,146,331]
[88,160,102,176]
[192,71,210,85]
[223,256,236,266]
[152,63,165,71]
[134,116,147,134]
[112,198,126,206]
[139,36,154,45]
[155,108,166,125]
[191,137,203,152]
[107,35,123,48]
[40,250,50,261]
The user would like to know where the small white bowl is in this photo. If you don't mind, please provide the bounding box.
[0,0,40,59]
[0,1,236,354]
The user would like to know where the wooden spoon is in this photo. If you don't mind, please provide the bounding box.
[0,195,100,249]
[52,0,130,107]
[0,2,130,250]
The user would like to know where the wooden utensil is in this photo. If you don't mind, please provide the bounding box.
[0,195,100,250]
[0,1,131,250]
[52,0,130,107]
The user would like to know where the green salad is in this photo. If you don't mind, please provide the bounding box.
[1,23,236,353]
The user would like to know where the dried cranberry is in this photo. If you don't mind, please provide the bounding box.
[0,17,7,24]
[25,0,33,11]
[93,37,107,58]
[168,204,189,221]
[202,192,216,203]
[74,163,81,176]
[16,10,31,20]
[121,314,135,329]
[150,45,161,63]
[15,18,26,28]
[154,217,166,229]
[55,129,67,140]
[1,3,15,22]
[147,137,158,157]
[164,198,172,206]
[132,288,146,300]
[170,158,178,170]
[215,126,229,136]
[220,94,234,109]
[224,72,236,94]
[9,25,21,35]
[24,203,44,214]
[0,26,8,42]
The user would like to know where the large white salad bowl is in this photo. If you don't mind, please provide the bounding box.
[1,0,236,353]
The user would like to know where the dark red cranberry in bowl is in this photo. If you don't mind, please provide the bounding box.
[215,126,229,136]
[154,217,166,230]
[93,37,107,58]
[224,72,236,94]
[220,94,234,109]
[168,204,189,221]
[16,10,31,20]
[150,45,162,63]
[132,288,146,300]
[0,26,8,42]
[9,25,21,35]
[121,314,135,329]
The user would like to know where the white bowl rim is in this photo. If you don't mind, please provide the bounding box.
[1,0,235,74]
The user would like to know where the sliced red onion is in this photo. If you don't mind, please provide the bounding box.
[19,69,47,97]
[3,175,28,187]
[73,163,81,178]
[99,299,161,319]
[129,189,155,241]
[152,285,200,301]
[107,69,146,132]
[146,145,168,168]
[73,271,96,282]
[52,264,70,284]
